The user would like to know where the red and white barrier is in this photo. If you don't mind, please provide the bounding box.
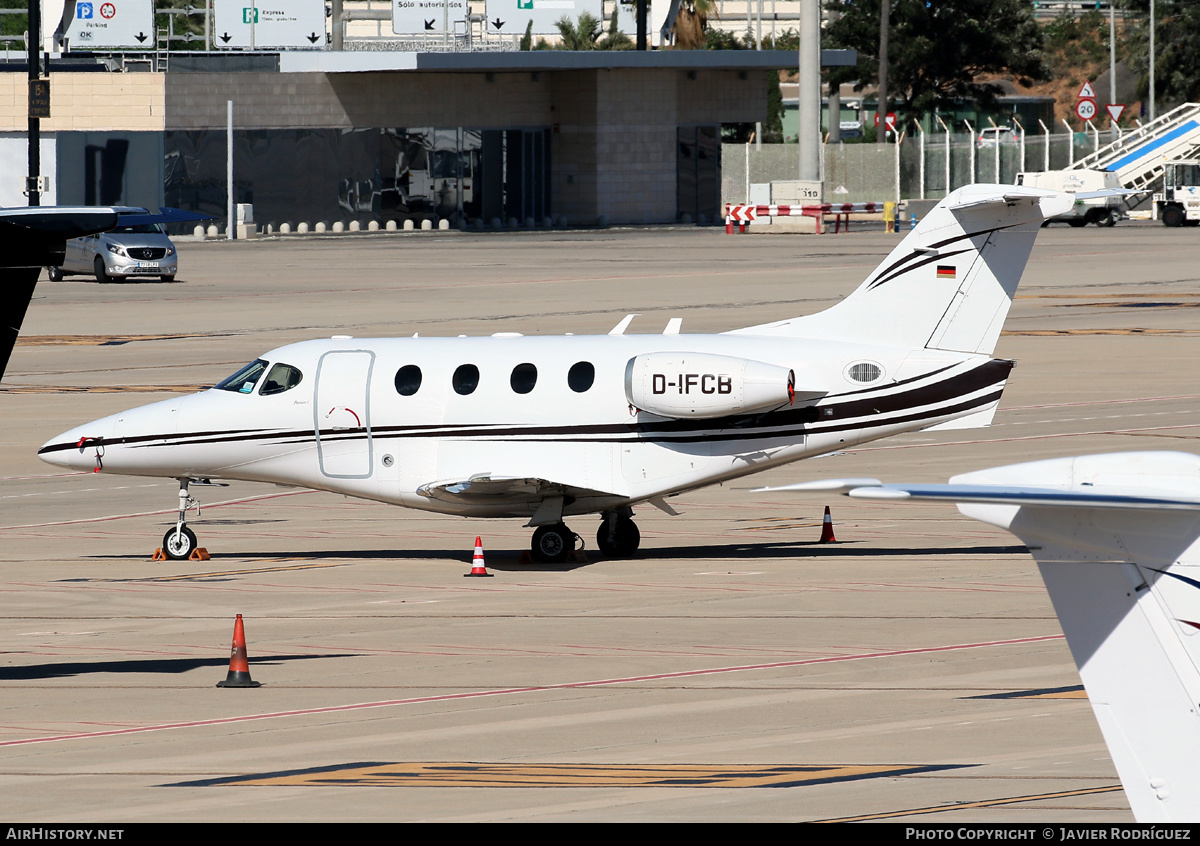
[724,202,887,234]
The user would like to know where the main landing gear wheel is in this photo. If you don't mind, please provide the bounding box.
[531,522,573,565]
[596,515,640,558]
[163,525,197,560]
[47,266,63,281]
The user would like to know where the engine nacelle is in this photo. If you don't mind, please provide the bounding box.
[624,352,796,419]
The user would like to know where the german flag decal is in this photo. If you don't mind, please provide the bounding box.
[936,265,956,279]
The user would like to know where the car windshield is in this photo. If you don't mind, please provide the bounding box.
[214,359,268,394]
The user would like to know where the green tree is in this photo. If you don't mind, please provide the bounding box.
[598,9,634,50]
[520,21,534,51]
[555,12,602,50]
[823,0,1049,120]
[1119,0,1200,110]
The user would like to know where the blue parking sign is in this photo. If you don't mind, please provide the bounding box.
[78,2,93,18]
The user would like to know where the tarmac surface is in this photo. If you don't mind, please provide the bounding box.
[2,219,1198,822]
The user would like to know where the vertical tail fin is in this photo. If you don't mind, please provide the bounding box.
[732,184,1075,355]
[845,452,1200,822]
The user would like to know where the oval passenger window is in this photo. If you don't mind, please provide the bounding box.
[395,364,422,396]
[568,361,595,393]
[511,363,537,394]
[453,364,480,395]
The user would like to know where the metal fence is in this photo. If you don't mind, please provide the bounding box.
[723,129,1123,205]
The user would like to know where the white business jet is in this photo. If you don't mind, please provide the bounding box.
[37,184,1074,563]
[761,451,1200,822]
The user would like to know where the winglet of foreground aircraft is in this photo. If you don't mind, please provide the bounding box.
[37,184,1076,562]
[761,451,1200,823]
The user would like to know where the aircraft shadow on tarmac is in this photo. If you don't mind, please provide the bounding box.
[78,541,1029,573]
[0,654,357,681]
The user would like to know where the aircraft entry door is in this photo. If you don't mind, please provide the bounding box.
[315,350,374,479]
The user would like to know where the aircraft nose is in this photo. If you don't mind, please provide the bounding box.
[39,422,111,471]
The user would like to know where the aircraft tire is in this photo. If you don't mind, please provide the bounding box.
[531,523,571,564]
[597,517,640,558]
[47,266,63,281]
[163,525,197,561]
[94,256,110,283]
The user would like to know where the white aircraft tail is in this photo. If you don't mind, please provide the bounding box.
[733,184,1075,355]
[766,452,1200,822]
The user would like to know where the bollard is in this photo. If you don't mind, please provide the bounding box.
[206,224,219,238]
[193,224,205,238]
[403,219,414,231]
[421,219,432,231]
[368,220,379,231]
[438,219,449,230]
[314,222,326,233]
[386,220,397,231]
[297,222,309,233]
[349,220,360,232]
[279,222,291,234]
[331,221,344,233]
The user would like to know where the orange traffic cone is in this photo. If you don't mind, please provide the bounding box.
[818,506,837,543]
[216,614,262,688]
[465,536,494,577]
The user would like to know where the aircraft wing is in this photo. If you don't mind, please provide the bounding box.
[115,207,216,227]
[417,474,623,523]
[758,451,1200,823]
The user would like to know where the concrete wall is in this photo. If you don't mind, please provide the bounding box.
[0,73,165,132]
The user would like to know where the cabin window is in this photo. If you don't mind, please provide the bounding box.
[260,363,304,396]
[510,363,537,394]
[453,364,480,395]
[215,359,268,394]
[395,364,422,396]
[568,361,595,392]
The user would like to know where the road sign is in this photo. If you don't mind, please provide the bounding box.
[28,79,50,119]
[484,0,603,35]
[68,0,154,50]
[1078,81,1095,100]
[393,0,469,35]
[1075,98,1097,122]
[213,0,326,49]
[1106,103,1126,123]
[873,112,897,130]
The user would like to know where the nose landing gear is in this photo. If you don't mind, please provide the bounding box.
[162,478,200,561]
[530,522,578,565]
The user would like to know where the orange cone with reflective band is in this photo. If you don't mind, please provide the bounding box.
[818,506,837,543]
[216,614,262,688]
[465,536,494,577]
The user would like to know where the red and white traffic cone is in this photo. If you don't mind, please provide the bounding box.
[725,215,734,235]
[818,506,837,543]
[465,536,494,577]
[216,614,261,688]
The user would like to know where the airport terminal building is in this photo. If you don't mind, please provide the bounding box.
[0,50,824,228]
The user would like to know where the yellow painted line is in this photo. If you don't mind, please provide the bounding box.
[819,784,1125,823]
[184,762,964,789]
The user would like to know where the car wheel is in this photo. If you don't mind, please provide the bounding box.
[94,256,110,283]
[47,267,63,281]
[160,275,175,283]
[1099,209,1117,227]
[1163,206,1184,228]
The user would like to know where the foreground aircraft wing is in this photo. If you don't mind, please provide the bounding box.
[759,451,1200,822]
[0,206,119,381]
[417,474,623,524]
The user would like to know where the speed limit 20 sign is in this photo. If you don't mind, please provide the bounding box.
[1075,98,1097,121]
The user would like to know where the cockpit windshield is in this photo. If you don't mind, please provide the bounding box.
[215,359,268,394]
[260,363,303,395]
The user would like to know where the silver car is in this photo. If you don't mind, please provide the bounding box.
[48,208,178,283]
